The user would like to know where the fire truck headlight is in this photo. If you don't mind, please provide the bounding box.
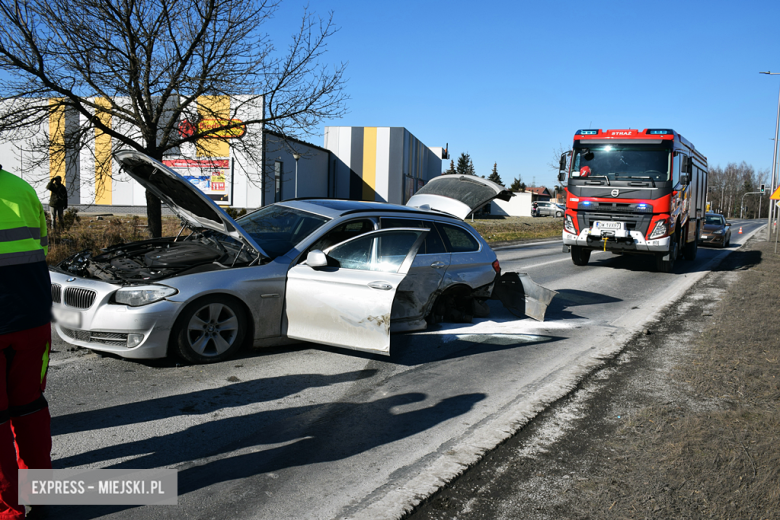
[564,214,576,234]
[648,220,668,239]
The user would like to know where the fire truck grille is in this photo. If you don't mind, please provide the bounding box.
[64,287,97,309]
[577,212,652,236]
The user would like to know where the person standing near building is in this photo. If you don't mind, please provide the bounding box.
[45,175,67,230]
[0,165,53,520]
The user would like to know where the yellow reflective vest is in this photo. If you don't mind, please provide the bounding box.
[0,169,48,266]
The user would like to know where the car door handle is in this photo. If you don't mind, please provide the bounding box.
[368,281,393,291]
[430,261,446,269]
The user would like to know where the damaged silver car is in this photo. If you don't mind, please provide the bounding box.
[49,151,555,364]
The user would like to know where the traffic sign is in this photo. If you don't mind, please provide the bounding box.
[772,185,780,200]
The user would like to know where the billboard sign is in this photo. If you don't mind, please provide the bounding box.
[163,158,232,205]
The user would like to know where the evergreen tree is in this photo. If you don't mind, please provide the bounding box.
[443,159,456,175]
[455,152,472,176]
[488,162,503,185]
[467,158,476,176]
[510,176,522,191]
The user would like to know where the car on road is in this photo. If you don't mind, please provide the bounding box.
[698,213,731,248]
[531,201,564,218]
[49,152,537,364]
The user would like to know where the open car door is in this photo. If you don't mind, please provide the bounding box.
[285,228,428,355]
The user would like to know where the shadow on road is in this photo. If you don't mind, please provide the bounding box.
[52,391,486,519]
[52,369,377,436]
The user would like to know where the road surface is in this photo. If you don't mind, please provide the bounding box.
[45,219,763,519]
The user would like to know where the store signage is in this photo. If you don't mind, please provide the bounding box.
[178,119,246,139]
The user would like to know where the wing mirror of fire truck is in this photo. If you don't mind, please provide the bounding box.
[558,151,571,182]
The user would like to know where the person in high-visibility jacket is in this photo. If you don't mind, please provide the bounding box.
[0,165,53,520]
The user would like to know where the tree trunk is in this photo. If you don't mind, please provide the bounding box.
[146,190,163,238]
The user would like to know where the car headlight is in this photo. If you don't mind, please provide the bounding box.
[713,229,723,235]
[648,219,668,239]
[115,285,178,306]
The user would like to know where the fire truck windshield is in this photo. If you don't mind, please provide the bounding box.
[571,145,671,182]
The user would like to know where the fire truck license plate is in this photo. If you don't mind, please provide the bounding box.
[593,221,624,230]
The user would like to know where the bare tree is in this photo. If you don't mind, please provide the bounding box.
[707,162,768,218]
[0,0,347,236]
[548,143,569,172]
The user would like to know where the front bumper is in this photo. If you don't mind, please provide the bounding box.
[562,228,670,253]
[49,272,181,359]
[698,234,726,246]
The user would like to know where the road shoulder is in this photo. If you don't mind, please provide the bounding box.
[407,236,780,519]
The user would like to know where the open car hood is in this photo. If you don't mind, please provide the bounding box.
[405,175,514,219]
[114,150,267,258]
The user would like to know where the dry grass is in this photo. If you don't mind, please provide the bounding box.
[468,216,563,244]
[46,210,183,265]
[571,239,780,519]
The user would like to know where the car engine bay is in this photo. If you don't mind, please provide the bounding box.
[55,235,258,283]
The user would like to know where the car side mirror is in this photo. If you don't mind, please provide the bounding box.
[306,249,328,268]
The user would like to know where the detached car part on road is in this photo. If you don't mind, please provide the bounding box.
[49,152,556,364]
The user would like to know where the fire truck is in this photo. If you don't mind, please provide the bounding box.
[558,129,708,272]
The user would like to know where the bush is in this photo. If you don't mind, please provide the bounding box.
[62,208,81,231]
[224,207,247,220]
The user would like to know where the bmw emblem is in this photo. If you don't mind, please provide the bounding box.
[66,277,76,282]
[611,189,620,197]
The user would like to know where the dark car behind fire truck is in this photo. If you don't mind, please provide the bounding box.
[558,129,708,272]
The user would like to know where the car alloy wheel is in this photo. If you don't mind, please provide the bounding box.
[173,295,247,363]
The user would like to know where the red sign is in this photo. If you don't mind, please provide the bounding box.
[178,119,246,139]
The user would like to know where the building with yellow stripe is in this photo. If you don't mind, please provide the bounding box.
[0,97,445,210]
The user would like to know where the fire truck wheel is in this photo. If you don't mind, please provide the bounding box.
[571,245,591,266]
[682,233,698,260]
[655,233,678,273]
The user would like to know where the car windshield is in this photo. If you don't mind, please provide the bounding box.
[705,215,724,225]
[571,145,671,181]
[236,205,330,259]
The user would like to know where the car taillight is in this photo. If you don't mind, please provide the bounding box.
[492,260,500,273]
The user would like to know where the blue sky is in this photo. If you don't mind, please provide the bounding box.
[271,0,780,189]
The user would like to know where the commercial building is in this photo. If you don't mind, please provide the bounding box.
[0,96,446,211]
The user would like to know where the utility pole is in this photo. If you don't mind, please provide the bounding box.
[760,71,780,240]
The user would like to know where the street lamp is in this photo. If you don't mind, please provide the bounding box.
[760,71,780,240]
[292,152,301,198]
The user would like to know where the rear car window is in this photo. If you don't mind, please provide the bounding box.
[380,218,447,254]
[436,223,480,253]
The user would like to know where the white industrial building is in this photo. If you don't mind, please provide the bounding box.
[0,96,447,212]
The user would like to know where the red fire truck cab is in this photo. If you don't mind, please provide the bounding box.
[559,128,708,272]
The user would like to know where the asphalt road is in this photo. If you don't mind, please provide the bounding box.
[45,219,763,520]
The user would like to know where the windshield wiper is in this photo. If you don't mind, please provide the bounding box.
[617,175,656,187]
[584,175,610,186]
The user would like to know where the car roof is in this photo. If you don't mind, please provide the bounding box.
[278,199,462,221]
